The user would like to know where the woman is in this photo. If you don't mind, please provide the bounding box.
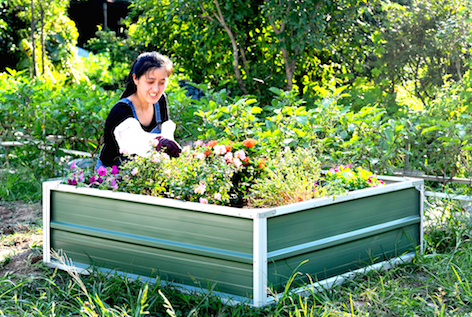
[96,52,181,169]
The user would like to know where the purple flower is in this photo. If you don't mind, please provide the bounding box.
[111,165,119,175]
[97,166,107,176]
[78,171,84,182]
[70,162,77,170]
[110,178,118,190]
[68,178,77,185]
[90,175,96,184]
[97,177,103,184]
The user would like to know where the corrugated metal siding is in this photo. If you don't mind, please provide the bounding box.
[50,191,254,297]
[267,188,420,252]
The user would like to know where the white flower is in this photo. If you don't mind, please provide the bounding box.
[199,197,208,204]
[213,144,227,155]
[194,183,206,194]
[196,153,205,160]
[214,193,222,201]
[224,152,233,162]
[233,158,242,168]
[234,150,246,160]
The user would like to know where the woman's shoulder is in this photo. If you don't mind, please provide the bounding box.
[106,100,134,126]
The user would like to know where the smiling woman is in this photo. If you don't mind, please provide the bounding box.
[96,52,181,169]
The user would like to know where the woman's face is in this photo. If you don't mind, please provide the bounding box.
[133,67,168,105]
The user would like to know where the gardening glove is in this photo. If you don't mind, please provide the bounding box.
[154,136,182,158]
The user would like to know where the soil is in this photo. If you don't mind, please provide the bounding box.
[0,201,43,277]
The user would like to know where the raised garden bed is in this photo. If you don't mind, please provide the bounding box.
[42,175,423,307]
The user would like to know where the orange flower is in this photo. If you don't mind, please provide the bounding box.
[225,144,233,152]
[242,157,250,166]
[242,138,257,148]
[206,140,218,148]
[203,149,212,157]
[258,158,267,169]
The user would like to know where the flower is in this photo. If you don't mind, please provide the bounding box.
[194,140,204,147]
[194,183,206,195]
[68,178,77,185]
[213,144,227,155]
[224,152,233,162]
[119,148,129,156]
[151,138,159,147]
[90,175,96,184]
[233,158,242,168]
[258,158,267,169]
[214,193,222,201]
[78,171,84,182]
[131,167,139,176]
[110,178,119,190]
[242,157,250,165]
[242,138,257,148]
[97,166,107,176]
[199,197,208,204]
[196,152,206,160]
[224,144,233,152]
[234,150,246,160]
[206,140,218,148]
[203,149,212,157]
[183,145,191,153]
[70,162,77,170]
[111,165,119,175]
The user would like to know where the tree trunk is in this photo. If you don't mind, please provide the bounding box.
[31,0,37,78]
[212,0,247,94]
[40,3,45,75]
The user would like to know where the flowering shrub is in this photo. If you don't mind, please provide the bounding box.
[324,164,385,192]
[67,162,121,191]
[66,138,266,206]
[64,140,385,208]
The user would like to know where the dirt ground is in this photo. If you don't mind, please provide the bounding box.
[0,201,43,277]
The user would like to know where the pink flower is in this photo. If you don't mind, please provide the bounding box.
[214,193,222,201]
[90,175,96,184]
[183,145,191,153]
[67,178,77,185]
[161,153,170,160]
[119,148,129,156]
[111,165,119,175]
[233,158,242,168]
[213,145,227,155]
[151,138,159,147]
[194,140,204,147]
[70,162,77,170]
[199,197,208,204]
[78,171,84,182]
[194,183,206,195]
[97,166,107,176]
[234,150,246,160]
[196,153,205,160]
[224,152,233,161]
[110,178,118,190]
[131,167,139,176]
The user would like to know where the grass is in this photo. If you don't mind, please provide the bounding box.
[0,196,472,316]
[0,167,42,203]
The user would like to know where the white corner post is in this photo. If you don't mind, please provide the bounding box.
[42,181,52,263]
[253,215,268,307]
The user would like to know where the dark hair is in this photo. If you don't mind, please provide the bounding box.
[121,52,174,98]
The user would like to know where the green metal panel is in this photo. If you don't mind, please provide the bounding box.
[268,224,419,292]
[49,191,254,297]
[51,230,254,297]
[267,188,420,252]
[51,191,253,254]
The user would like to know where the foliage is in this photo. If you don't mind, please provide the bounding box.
[0,0,80,79]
